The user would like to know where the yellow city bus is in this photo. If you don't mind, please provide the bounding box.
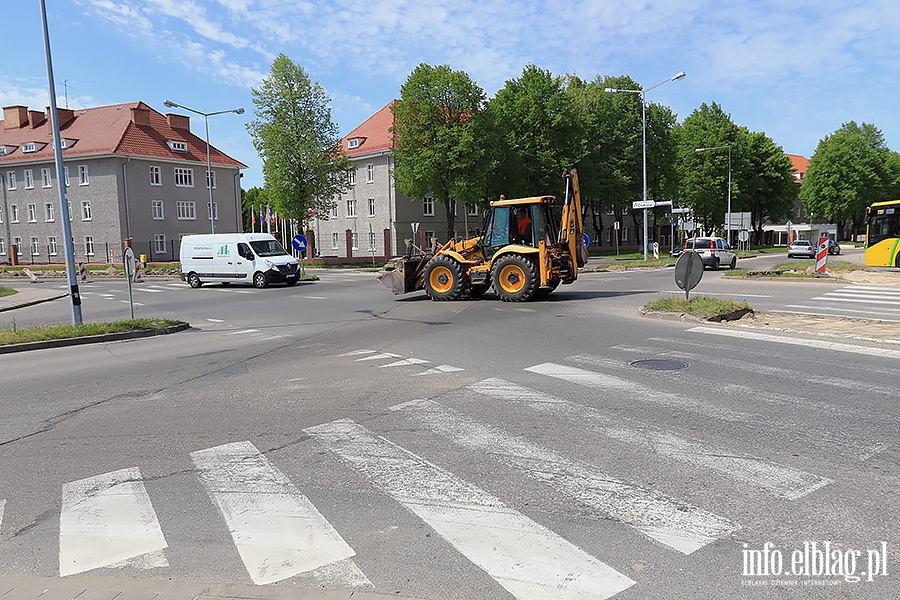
[865,200,900,267]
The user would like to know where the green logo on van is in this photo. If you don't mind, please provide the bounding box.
[217,245,230,256]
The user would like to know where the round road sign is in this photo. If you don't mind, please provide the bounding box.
[292,234,308,252]
[674,251,704,294]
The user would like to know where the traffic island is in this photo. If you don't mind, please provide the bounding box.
[0,320,190,354]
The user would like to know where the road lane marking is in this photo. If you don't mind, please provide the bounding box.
[469,378,832,500]
[688,326,900,359]
[338,350,376,356]
[415,365,464,375]
[391,399,737,554]
[354,352,402,361]
[379,358,429,367]
[305,419,635,599]
[226,329,259,335]
[304,296,327,299]
[190,441,365,586]
[525,362,751,422]
[59,467,168,576]
[813,294,900,305]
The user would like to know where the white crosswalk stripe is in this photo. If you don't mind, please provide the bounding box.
[688,326,900,358]
[190,441,367,587]
[59,467,168,576]
[784,284,900,320]
[305,418,636,599]
[390,399,737,554]
[468,378,832,500]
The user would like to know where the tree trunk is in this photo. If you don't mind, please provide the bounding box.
[444,199,457,241]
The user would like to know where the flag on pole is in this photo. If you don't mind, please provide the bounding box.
[251,205,257,226]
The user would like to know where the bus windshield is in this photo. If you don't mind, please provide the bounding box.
[864,201,900,267]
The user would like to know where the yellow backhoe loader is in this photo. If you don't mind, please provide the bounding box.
[378,169,588,302]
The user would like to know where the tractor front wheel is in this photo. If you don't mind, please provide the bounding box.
[491,254,538,302]
[423,255,465,301]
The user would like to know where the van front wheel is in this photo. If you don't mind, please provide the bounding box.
[187,272,202,288]
[253,272,269,288]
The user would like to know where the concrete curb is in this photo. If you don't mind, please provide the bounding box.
[0,575,422,600]
[0,322,190,355]
[0,291,70,313]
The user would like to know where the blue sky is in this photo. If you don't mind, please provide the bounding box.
[4,1,899,190]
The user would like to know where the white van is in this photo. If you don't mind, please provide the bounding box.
[180,233,300,288]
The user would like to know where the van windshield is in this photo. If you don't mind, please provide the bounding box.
[250,239,289,257]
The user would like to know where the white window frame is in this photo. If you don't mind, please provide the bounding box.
[351,232,358,250]
[346,198,357,218]
[27,203,37,223]
[30,236,40,256]
[10,204,19,223]
[423,196,435,217]
[48,236,58,256]
[207,201,218,221]
[0,238,5,255]
[177,200,196,220]
[348,169,356,186]
[150,165,162,186]
[24,169,34,189]
[467,203,479,216]
[0,205,3,223]
[330,204,338,218]
[152,200,165,220]
[368,198,376,217]
[81,201,92,221]
[174,167,194,188]
[84,236,95,257]
[78,165,89,186]
[366,163,375,183]
[368,231,376,251]
[331,232,339,249]
[44,202,54,222]
[13,236,22,255]
[6,171,16,190]
[206,170,216,190]
[64,166,70,187]
[153,234,166,253]
[41,168,52,188]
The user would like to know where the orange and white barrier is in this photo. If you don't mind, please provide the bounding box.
[132,262,144,283]
[22,268,41,283]
[79,262,87,282]
[815,237,828,275]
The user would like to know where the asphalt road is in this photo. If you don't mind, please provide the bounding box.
[0,257,897,599]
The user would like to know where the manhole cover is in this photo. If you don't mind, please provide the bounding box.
[629,359,689,371]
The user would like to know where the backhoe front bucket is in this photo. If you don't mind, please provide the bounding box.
[377,256,428,295]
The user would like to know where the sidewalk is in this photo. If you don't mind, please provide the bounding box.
[0,282,69,312]
[0,575,420,600]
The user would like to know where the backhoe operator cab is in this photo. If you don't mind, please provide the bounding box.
[377,169,587,302]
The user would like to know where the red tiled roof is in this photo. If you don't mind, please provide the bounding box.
[0,101,245,168]
[342,101,395,158]
[784,153,809,182]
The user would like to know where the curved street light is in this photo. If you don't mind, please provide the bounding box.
[695,145,732,244]
[163,100,244,234]
[605,71,686,260]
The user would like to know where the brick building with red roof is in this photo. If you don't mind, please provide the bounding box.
[0,102,245,264]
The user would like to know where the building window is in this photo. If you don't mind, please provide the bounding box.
[48,236,58,256]
[424,230,435,248]
[78,165,89,185]
[351,232,358,250]
[6,171,16,190]
[152,200,164,220]
[30,237,40,255]
[68,201,73,221]
[174,167,194,188]
[423,196,435,216]
[346,198,357,217]
[153,234,166,253]
[11,205,19,223]
[206,170,216,189]
[0,206,3,223]
[24,169,34,189]
[368,198,376,217]
[64,166,70,186]
[150,165,162,186]
[348,169,356,186]
[45,202,54,222]
[368,231,376,251]
[84,236,95,257]
[330,203,338,218]
[82,201,92,221]
[13,237,22,255]
[331,232,339,249]
[366,163,374,183]
[467,203,479,216]
[41,168,52,188]
[27,203,37,222]
[208,201,218,221]
[0,238,5,255]
[177,201,196,220]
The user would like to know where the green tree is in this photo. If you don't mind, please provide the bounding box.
[391,63,487,241]
[738,130,796,237]
[242,186,269,231]
[246,54,350,221]
[801,121,896,238]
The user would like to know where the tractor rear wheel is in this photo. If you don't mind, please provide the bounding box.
[423,255,465,301]
[491,254,538,302]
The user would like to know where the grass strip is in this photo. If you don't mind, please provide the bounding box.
[0,286,16,298]
[0,318,183,346]
[644,295,751,320]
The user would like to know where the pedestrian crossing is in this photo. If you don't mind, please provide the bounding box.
[0,340,886,597]
[784,284,900,321]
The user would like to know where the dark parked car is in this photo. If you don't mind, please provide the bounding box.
[827,239,841,255]
[787,240,815,258]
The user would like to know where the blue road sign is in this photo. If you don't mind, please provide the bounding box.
[583,233,590,247]
[292,234,308,252]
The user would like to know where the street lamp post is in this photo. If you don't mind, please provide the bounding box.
[695,145,732,244]
[163,100,244,234]
[606,71,686,260]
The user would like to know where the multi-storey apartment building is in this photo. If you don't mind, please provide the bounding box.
[0,102,245,265]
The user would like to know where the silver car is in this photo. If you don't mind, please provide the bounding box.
[787,240,816,258]
[682,237,737,270]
